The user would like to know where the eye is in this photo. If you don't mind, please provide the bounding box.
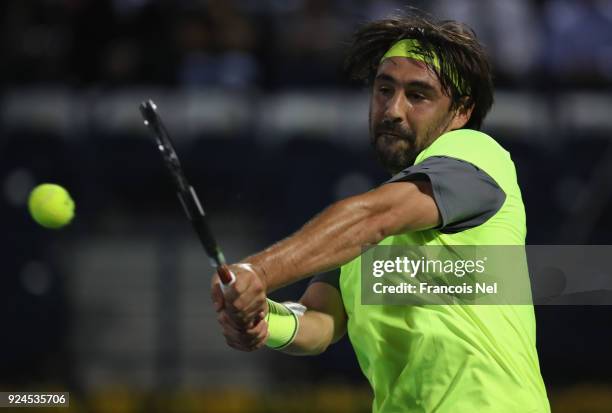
[378,85,393,96]
[407,92,426,101]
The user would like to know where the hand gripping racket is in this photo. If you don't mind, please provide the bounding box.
[139,99,236,289]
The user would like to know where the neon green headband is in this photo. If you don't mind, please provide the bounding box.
[380,39,465,94]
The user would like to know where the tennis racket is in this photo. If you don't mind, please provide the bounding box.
[139,99,236,288]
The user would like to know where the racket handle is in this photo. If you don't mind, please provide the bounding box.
[218,264,236,293]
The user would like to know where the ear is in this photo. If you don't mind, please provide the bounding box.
[449,98,475,130]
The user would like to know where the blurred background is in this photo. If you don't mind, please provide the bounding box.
[1,0,612,412]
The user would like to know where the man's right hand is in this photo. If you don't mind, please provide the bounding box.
[214,301,269,351]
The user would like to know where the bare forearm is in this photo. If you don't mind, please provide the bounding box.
[247,197,385,291]
[281,310,336,356]
[246,181,438,292]
[281,282,346,355]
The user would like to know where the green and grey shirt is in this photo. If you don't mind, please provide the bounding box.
[313,129,549,413]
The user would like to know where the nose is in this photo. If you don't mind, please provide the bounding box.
[383,93,407,126]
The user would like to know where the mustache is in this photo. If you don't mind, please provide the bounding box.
[374,124,415,143]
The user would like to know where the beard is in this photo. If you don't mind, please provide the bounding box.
[370,126,418,175]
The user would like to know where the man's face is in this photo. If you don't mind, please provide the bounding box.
[369,57,465,174]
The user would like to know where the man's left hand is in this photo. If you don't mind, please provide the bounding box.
[211,263,268,329]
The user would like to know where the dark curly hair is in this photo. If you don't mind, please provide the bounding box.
[345,12,494,130]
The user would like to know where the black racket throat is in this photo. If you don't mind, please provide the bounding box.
[176,187,225,266]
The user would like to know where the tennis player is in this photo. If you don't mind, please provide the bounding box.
[211,13,550,413]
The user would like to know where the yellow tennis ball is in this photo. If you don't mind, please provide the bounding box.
[28,183,75,229]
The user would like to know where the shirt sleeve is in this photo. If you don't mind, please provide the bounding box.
[385,156,506,233]
[309,268,341,290]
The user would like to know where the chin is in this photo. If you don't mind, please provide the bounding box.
[376,150,416,174]
[372,136,418,173]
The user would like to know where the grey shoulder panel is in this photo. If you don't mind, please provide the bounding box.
[386,156,506,233]
[309,268,341,290]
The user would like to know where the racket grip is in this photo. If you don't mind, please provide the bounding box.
[218,264,236,293]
